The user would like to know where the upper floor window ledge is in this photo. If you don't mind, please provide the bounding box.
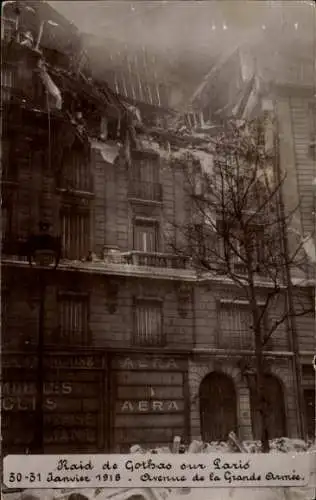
[56,187,94,198]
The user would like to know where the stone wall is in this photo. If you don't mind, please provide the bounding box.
[188,356,298,441]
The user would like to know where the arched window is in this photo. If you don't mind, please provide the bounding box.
[199,372,237,442]
[250,373,286,440]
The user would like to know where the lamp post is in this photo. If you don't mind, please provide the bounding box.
[25,221,61,453]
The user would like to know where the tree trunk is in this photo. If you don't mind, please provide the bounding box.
[254,323,270,453]
[247,262,270,452]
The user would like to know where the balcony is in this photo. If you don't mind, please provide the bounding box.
[128,181,163,203]
[123,251,188,269]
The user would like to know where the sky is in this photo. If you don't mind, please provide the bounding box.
[48,0,315,56]
[47,1,315,108]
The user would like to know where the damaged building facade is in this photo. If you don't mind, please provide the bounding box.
[1,1,193,453]
[180,38,316,443]
[1,1,315,454]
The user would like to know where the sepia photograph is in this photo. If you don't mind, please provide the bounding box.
[1,0,316,499]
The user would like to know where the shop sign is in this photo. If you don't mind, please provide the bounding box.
[2,381,73,412]
[115,356,183,371]
[2,354,104,370]
[118,400,182,413]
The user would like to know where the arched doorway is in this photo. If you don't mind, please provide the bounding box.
[199,372,237,442]
[250,374,286,440]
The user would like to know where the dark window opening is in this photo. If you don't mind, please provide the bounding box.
[133,220,159,253]
[133,299,164,346]
[60,207,90,260]
[57,292,89,345]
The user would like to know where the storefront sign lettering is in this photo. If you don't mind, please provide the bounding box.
[44,413,96,427]
[119,357,179,370]
[2,382,72,396]
[6,428,97,446]
[120,400,180,412]
[3,355,102,369]
[47,356,98,369]
[2,382,73,412]
[44,427,96,444]
[2,396,57,411]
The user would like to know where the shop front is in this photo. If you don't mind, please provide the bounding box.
[2,351,109,453]
[111,353,190,451]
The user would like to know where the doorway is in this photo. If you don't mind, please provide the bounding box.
[199,371,237,442]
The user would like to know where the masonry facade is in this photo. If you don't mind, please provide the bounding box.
[276,84,316,441]
[2,3,315,454]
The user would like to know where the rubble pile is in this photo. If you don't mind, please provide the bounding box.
[131,436,311,455]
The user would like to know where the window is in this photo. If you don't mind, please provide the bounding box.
[309,103,316,157]
[2,206,9,241]
[58,292,89,345]
[1,193,13,244]
[130,157,161,201]
[217,222,265,273]
[1,139,17,181]
[219,302,254,349]
[134,299,164,346]
[304,389,315,440]
[133,219,159,253]
[61,149,92,192]
[1,66,14,102]
[1,289,10,346]
[1,17,15,43]
[218,301,270,350]
[2,288,8,324]
[189,223,214,260]
[61,208,90,260]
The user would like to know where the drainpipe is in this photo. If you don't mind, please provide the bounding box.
[311,180,316,450]
[274,114,305,438]
[192,282,197,348]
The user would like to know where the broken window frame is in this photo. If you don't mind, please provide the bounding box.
[129,155,161,202]
[59,147,92,193]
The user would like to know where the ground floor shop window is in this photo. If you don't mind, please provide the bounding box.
[199,371,237,442]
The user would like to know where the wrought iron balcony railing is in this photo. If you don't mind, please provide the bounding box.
[128,181,163,202]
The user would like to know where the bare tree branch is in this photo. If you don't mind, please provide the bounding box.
[165,115,313,452]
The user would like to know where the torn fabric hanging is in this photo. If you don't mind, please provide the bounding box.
[91,141,120,165]
[38,60,62,110]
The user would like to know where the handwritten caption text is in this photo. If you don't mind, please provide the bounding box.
[3,453,310,489]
